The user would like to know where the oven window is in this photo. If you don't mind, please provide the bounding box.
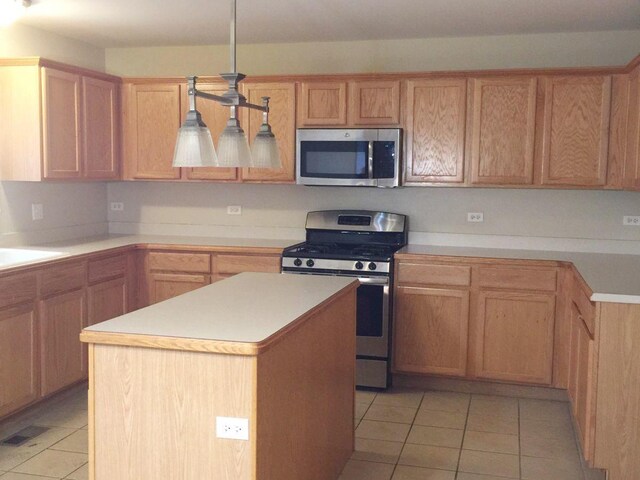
[300,141,369,178]
[356,284,384,337]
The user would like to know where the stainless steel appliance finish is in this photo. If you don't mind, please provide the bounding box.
[296,128,402,188]
[281,210,408,389]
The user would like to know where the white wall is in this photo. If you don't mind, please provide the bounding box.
[0,25,108,246]
[105,30,640,76]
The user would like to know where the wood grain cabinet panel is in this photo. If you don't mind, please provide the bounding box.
[123,83,181,179]
[213,253,281,282]
[41,67,82,179]
[149,273,210,304]
[39,289,86,396]
[88,277,127,326]
[394,286,469,377]
[241,82,297,182]
[299,81,347,126]
[404,79,467,183]
[82,76,119,179]
[0,304,39,417]
[349,80,400,126]
[147,251,211,273]
[180,83,238,182]
[469,77,537,185]
[625,65,640,190]
[475,291,555,385]
[541,76,612,186]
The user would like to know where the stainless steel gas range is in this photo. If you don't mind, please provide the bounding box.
[281,210,408,389]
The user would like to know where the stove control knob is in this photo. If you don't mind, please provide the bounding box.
[306,259,315,267]
[294,258,302,267]
[355,261,364,270]
[368,262,377,271]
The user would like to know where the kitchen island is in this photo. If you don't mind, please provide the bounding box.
[80,272,358,480]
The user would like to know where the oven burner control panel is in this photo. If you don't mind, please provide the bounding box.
[282,257,390,274]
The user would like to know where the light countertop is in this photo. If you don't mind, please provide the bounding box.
[82,272,356,352]
[397,245,640,304]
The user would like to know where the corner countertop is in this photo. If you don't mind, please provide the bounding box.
[397,244,640,304]
[81,272,357,354]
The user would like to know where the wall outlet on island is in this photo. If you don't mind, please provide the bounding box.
[623,216,640,226]
[467,212,484,223]
[227,205,242,215]
[216,416,249,440]
[31,203,43,221]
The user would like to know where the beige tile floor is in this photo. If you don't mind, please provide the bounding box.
[342,388,603,480]
[0,386,602,480]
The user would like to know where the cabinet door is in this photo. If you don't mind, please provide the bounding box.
[404,79,467,184]
[469,77,537,185]
[123,83,181,179]
[0,304,39,417]
[181,83,237,181]
[349,80,400,126]
[475,291,555,385]
[212,253,281,282]
[241,82,296,183]
[41,68,82,179]
[88,277,127,326]
[625,65,640,190]
[149,273,210,304]
[299,81,347,126]
[40,289,86,396]
[394,286,469,377]
[541,76,611,186]
[83,76,119,179]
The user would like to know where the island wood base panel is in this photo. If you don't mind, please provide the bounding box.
[87,290,356,480]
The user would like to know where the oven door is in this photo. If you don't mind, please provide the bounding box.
[355,276,390,359]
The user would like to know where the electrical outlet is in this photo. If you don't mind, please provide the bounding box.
[623,216,640,226]
[216,416,249,440]
[110,202,124,212]
[227,205,242,215]
[31,204,43,221]
[467,212,484,223]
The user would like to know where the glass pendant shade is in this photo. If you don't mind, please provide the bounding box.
[251,130,281,169]
[172,111,218,167]
[216,124,252,167]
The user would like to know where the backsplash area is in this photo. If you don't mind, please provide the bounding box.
[107,182,640,253]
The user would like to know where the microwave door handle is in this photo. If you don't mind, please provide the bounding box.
[367,141,374,179]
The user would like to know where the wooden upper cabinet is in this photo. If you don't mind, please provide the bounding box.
[41,68,82,179]
[299,81,347,126]
[469,77,537,185]
[625,65,640,190]
[83,76,119,179]
[540,75,612,186]
[123,83,181,180]
[241,82,296,183]
[180,83,238,182]
[404,79,467,184]
[349,80,400,126]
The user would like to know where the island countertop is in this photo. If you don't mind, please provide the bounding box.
[80,272,357,355]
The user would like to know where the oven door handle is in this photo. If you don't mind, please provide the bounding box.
[358,276,389,286]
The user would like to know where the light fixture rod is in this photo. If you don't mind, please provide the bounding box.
[230,0,237,73]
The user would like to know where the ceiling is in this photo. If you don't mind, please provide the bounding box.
[18,0,640,48]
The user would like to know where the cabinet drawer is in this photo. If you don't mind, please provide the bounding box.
[0,272,37,309]
[215,254,281,275]
[41,262,86,298]
[148,252,211,273]
[573,283,596,336]
[88,255,126,284]
[396,263,471,287]
[475,266,557,292]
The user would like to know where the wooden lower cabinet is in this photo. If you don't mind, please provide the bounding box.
[88,277,127,326]
[212,253,281,283]
[39,289,86,397]
[0,304,39,417]
[148,273,210,304]
[393,286,469,376]
[474,291,556,385]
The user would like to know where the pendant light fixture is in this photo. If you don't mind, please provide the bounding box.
[173,0,281,169]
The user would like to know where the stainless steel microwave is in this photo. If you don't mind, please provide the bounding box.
[296,128,402,187]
